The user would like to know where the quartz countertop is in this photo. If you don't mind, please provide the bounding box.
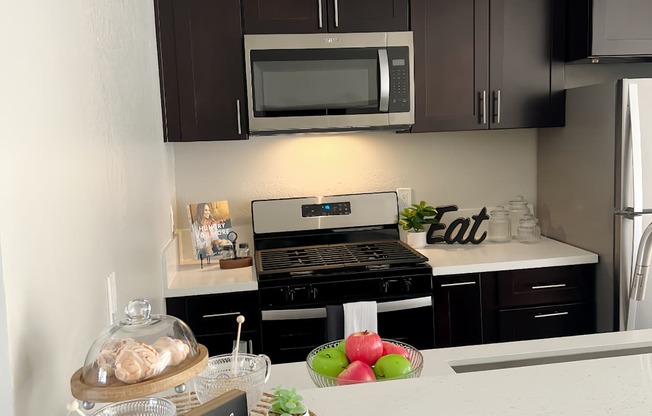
[266,329,652,415]
[163,237,597,297]
[418,236,598,276]
[164,263,257,297]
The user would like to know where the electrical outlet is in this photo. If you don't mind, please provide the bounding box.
[106,272,117,325]
[397,188,412,211]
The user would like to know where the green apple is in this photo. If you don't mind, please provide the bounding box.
[372,354,412,380]
[336,340,346,354]
[312,347,349,378]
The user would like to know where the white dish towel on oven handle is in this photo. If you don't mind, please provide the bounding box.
[343,301,378,337]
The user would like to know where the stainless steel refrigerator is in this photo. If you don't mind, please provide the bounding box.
[538,78,652,332]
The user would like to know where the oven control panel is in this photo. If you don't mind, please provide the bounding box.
[301,202,351,217]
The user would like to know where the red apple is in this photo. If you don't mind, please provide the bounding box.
[382,341,410,361]
[345,330,383,366]
[337,360,376,385]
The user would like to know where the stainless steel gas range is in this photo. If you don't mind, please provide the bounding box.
[251,191,435,364]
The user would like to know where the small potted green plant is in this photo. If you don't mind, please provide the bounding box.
[399,201,438,248]
[268,386,308,416]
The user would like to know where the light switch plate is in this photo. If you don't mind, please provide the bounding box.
[397,188,412,212]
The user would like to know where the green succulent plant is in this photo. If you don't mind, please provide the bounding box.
[399,201,438,232]
[269,386,307,416]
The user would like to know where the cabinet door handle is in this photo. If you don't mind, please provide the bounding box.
[440,281,477,288]
[531,283,567,290]
[494,89,501,124]
[334,0,339,27]
[479,91,487,124]
[534,311,569,319]
[202,311,241,319]
[262,307,327,320]
[236,99,242,135]
[318,0,323,28]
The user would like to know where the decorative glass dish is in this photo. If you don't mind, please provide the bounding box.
[306,339,423,388]
[194,353,271,410]
[91,397,176,416]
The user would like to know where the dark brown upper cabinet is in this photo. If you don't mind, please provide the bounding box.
[154,0,247,142]
[242,0,410,34]
[567,0,652,62]
[410,0,565,133]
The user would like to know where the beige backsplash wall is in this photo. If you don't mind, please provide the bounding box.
[172,128,536,257]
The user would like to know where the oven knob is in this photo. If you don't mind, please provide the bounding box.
[403,278,412,292]
[310,286,319,300]
[382,281,390,294]
[286,288,295,302]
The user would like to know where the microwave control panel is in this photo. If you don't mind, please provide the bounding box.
[388,47,411,113]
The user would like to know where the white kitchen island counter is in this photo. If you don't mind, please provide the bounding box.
[418,236,598,275]
[266,329,652,415]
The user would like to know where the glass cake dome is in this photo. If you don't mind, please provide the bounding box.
[80,299,199,387]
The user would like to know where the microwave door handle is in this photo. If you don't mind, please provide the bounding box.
[378,49,390,112]
[318,0,323,29]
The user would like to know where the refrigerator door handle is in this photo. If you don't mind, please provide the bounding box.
[624,83,647,330]
[629,83,644,214]
[615,208,652,217]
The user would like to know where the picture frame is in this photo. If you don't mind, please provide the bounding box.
[184,389,248,416]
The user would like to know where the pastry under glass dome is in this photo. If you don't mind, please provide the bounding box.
[71,298,208,407]
[81,299,199,386]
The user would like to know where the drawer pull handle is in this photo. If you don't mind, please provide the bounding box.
[531,283,567,290]
[535,311,569,319]
[440,281,477,288]
[202,312,241,319]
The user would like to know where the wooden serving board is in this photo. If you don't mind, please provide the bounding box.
[70,344,208,403]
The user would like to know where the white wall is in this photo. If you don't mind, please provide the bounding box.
[173,129,537,257]
[0,241,13,416]
[0,1,174,414]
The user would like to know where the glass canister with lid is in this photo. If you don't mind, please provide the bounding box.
[508,195,531,238]
[517,213,541,243]
[488,206,511,243]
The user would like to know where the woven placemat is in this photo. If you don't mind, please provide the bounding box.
[165,390,316,416]
[163,391,201,415]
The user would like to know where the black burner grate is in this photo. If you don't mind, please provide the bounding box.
[256,240,428,275]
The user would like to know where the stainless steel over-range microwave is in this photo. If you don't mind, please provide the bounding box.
[244,31,414,135]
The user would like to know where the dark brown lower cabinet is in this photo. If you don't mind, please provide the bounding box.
[494,264,596,342]
[433,274,483,348]
[165,291,262,356]
[434,264,596,348]
[498,303,594,342]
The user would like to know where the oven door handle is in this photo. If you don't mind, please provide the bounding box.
[377,296,432,313]
[262,307,327,321]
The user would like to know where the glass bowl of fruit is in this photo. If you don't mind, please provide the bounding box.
[306,331,423,388]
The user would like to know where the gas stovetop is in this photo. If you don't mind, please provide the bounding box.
[255,239,428,278]
[251,192,432,285]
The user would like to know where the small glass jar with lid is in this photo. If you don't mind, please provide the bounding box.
[71,299,208,408]
[508,195,531,238]
[517,213,541,243]
[488,206,511,243]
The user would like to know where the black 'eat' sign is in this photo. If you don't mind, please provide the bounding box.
[426,205,489,245]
